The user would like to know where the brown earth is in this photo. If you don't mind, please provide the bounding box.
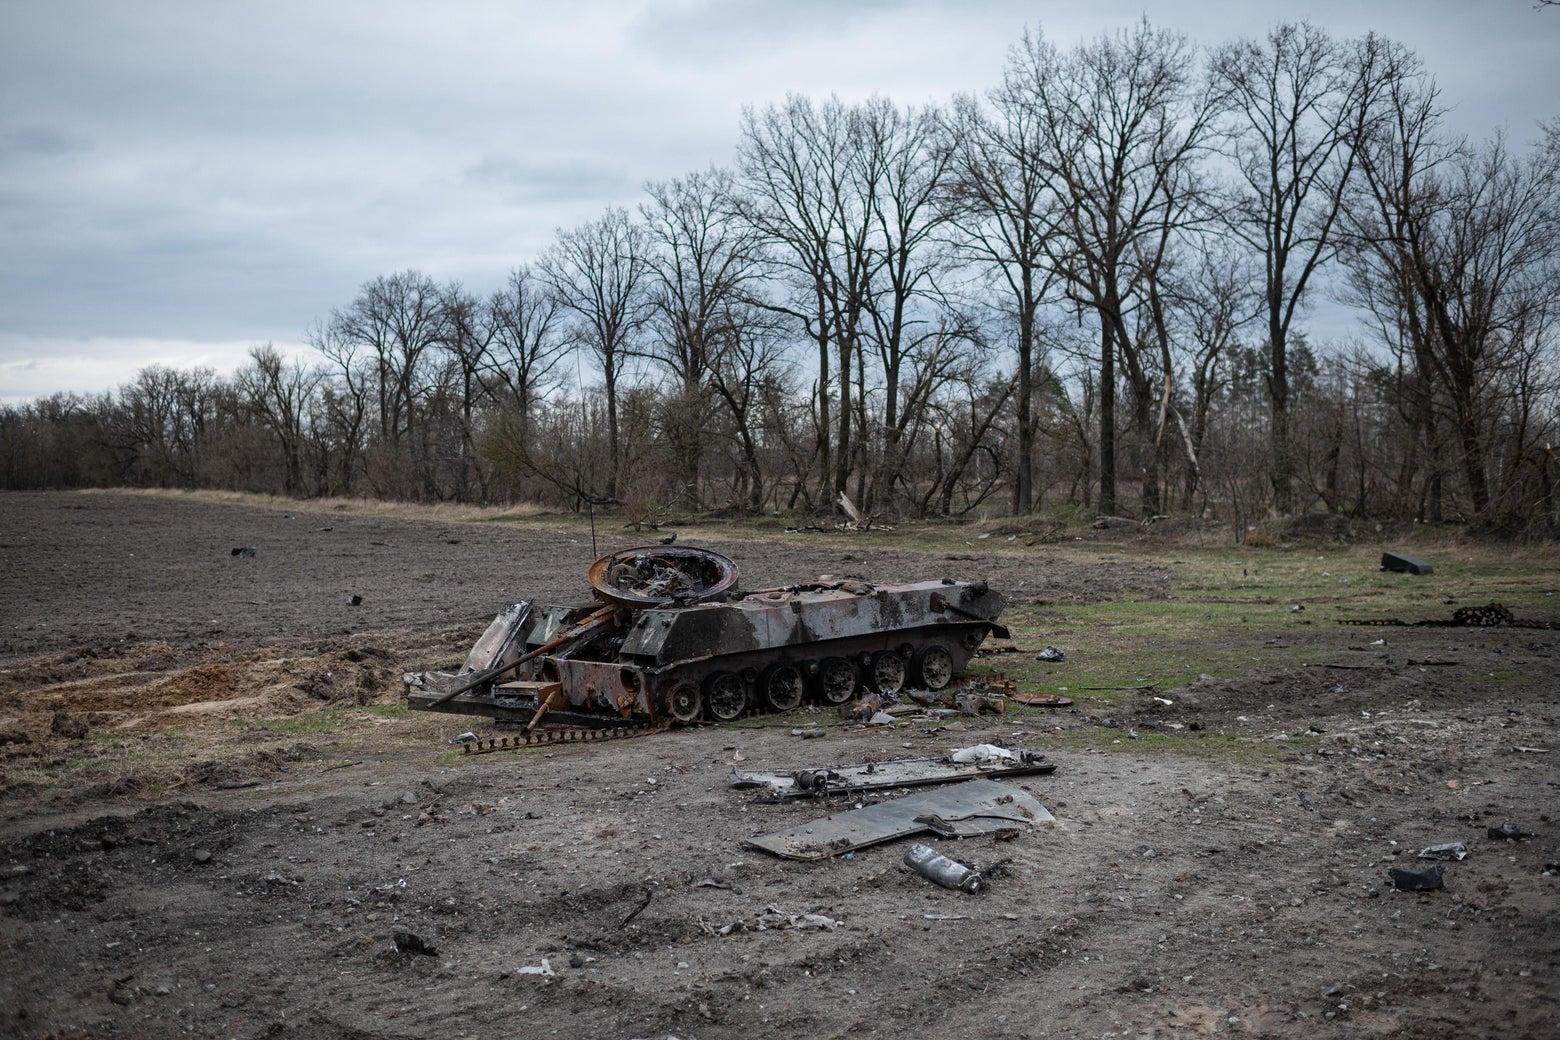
[0,490,1555,1040]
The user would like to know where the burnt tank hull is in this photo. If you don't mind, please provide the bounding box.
[407,546,1007,727]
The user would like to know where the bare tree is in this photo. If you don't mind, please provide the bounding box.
[853,97,962,513]
[1344,59,1560,526]
[539,208,651,500]
[640,166,764,507]
[736,94,877,507]
[1211,23,1388,514]
[1006,21,1217,515]
[946,80,1060,515]
[432,283,495,501]
[330,271,446,450]
[1165,247,1261,509]
[235,344,323,494]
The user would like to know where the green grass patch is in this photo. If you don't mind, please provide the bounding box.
[984,538,1555,708]
[247,709,347,736]
[359,701,418,720]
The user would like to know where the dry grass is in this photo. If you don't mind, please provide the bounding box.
[77,487,553,524]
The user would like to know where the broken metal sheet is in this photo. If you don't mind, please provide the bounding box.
[728,747,1054,801]
[744,778,1053,861]
[1381,550,1434,575]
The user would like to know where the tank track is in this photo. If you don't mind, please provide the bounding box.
[1339,601,1557,629]
[460,718,671,755]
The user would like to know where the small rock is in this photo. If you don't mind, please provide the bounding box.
[231,546,256,558]
[193,849,212,864]
[347,594,363,606]
[569,953,584,969]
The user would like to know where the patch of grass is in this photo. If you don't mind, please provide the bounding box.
[1443,666,1537,689]
[359,701,418,720]
[80,487,559,525]
[248,709,348,736]
[981,538,1557,709]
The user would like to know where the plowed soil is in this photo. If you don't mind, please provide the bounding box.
[0,490,1556,1040]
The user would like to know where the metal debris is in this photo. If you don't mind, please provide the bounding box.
[707,905,841,936]
[728,747,1054,801]
[904,842,983,894]
[393,931,437,956]
[1417,842,1468,861]
[745,779,1052,861]
[1487,823,1532,840]
[1380,551,1434,575]
[1388,864,1446,891]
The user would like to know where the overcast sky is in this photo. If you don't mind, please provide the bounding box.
[2,0,1556,404]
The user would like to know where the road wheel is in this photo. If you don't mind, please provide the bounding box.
[760,664,805,712]
[704,671,747,722]
[868,651,907,695]
[911,644,955,691]
[814,657,857,705]
[665,680,702,724]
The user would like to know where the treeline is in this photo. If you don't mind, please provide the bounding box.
[4,20,1558,533]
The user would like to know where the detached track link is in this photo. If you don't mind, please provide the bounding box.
[461,720,671,755]
[1339,601,1558,630]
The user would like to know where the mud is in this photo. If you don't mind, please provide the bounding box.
[0,491,1556,1040]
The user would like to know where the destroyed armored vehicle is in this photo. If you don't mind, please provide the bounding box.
[407,545,1008,729]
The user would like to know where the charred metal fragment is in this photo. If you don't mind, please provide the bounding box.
[729,746,1053,801]
[744,779,1052,861]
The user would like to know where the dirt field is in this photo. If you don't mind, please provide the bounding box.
[1,490,1556,1040]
